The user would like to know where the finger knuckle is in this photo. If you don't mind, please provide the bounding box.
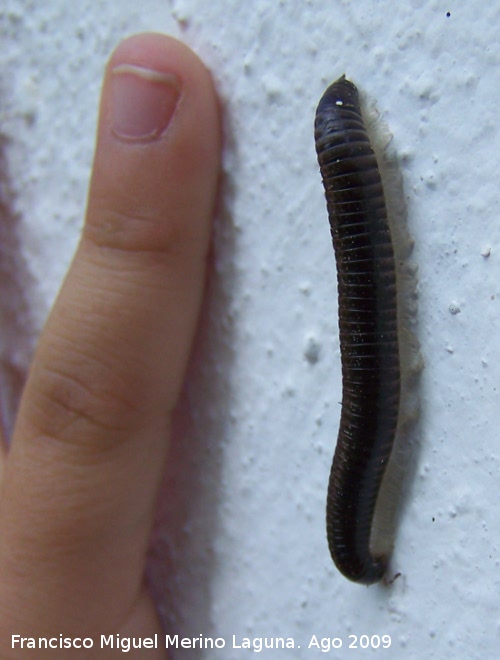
[84,201,189,258]
[28,356,144,448]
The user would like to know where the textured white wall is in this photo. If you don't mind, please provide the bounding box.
[2,1,500,658]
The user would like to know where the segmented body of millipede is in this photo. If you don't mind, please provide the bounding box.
[315,76,401,584]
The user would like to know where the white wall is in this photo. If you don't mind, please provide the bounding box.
[2,1,499,658]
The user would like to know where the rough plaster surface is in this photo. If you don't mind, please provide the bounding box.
[1,1,500,658]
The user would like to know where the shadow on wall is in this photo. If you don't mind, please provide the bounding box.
[146,162,239,645]
[0,132,36,443]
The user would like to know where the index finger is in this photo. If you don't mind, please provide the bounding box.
[0,33,220,640]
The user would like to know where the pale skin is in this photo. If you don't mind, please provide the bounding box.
[0,33,221,658]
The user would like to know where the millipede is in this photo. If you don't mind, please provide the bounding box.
[314,76,419,584]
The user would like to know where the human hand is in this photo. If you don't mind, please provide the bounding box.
[0,33,220,657]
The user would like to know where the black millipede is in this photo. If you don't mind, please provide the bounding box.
[314,76,414,584]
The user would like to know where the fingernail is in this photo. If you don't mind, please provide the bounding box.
[111,64,180,141]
